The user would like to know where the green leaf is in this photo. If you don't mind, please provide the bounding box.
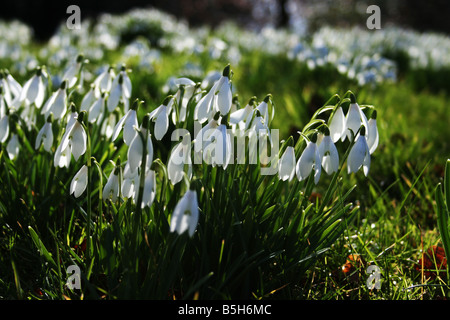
[436,183,450,264]
[28,226,57,268]
[445,159,450,210]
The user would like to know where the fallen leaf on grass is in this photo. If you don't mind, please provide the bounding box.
[415,245,447,279]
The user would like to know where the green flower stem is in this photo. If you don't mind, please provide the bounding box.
[78,111,93,264]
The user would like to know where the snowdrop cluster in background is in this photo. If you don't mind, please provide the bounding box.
[314,26,450,72]
[1,7,449,89]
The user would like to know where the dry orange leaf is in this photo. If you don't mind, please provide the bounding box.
[415,246,447,279]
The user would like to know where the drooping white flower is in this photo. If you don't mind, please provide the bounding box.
[0,115,9,143]
[54,142,71,168]
[122,162,139,199]
[255,94,274,124]
[93,66,115,93]
[107,73,130,112]
[170,187,199,237]
[344,95,368,141]
[194,85,216,124]
[111,100,139,145]
[296,134,322,184]
[168,136,192,185]
[278,146,296,181]
[70,165,88,198]
[59,112,87,162]
[20,67,46,108]
[117,64,132,101]
[149,96,173,141]
[214,64,232,116]
[5,72,22,100]
[1,70,21,106]
[318,130,339,175]
[35,117,53,152]
[347,126,371,176]
[172,77,198,123]
[41,80,67,120]
[229,97,255,126]
[127,116,153,174]
[203,121,232,169]
[194,112,220,154]
[328,106,346,143]
[140,170,156,209]
[103,166,120,202]
[88,93,106,123]
[62,54,85,89]
[366,110,379,154]
[6,133,20,160]
[81,85,100,112]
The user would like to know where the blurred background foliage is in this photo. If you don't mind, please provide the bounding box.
[1,0,449,41]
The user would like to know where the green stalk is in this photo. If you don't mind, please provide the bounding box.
[78,111,92,265]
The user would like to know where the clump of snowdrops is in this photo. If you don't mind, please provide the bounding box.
[0,56,379,299]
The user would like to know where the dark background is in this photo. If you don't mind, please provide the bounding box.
[0,0,449,41]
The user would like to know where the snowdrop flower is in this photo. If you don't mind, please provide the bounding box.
[213,64,232,116]
[122,162,138,199]
[347,126,371,176]
[366,110,379,154]
[5,71,22,101]
[107,73,129,112]
[127,114,153,174]
[41,80,67,120]
[328,106,346,143]
[65,103,78,131]
[112,99,139,145]
[101,112,117,139]
[0,114,9,143]
[6,133,20,160]
[62,54,85,89]
[194,111,220,154]
[93,66,115,93]
[170,185,199,237]
[88,93,106,123]
[103,165,120,202]
[81,84,100,112]
[194,83,216,124]
[20,67,46,108]
[344,94,368,141]
[296,133,322,184]
[149,96,173,141]
[35,116,53,152]
[318,128,339,175]
[203,118,232,169]
[139,169,156,209]
[168,135,192,185]
[70,165,88,198]
[229,96,255,126]
[0,70,21,106]
[0,87,7,118]
[54,143,71,168]
[172,77,198,123]
[194,64,232,123]
[278,145,296,181]
[58,111,87,163]
[255,94,274,124]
